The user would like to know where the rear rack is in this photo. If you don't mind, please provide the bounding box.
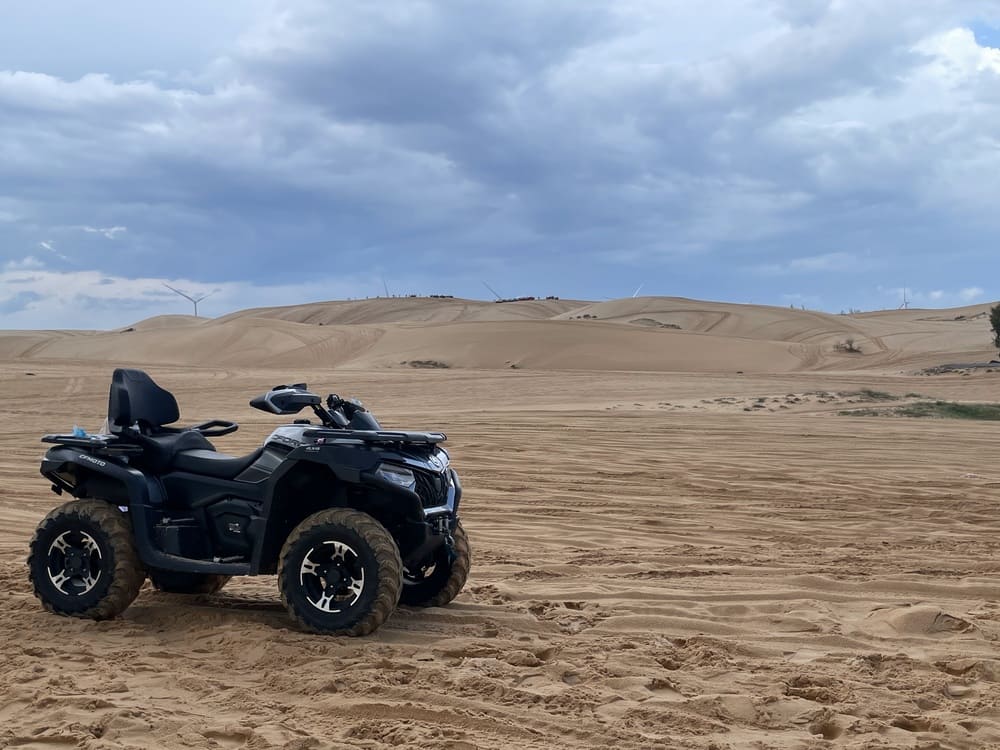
[303,428,447,445]
[42,434,144,456]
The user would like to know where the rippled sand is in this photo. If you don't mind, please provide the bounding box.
[1,365,999,749]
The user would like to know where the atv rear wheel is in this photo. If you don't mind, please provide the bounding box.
[278,508,402,636]
[400,520,470,607]
[148,569,231,595]
[28,500,145,620]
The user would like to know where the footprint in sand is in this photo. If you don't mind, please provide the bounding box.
[856,604,977,639]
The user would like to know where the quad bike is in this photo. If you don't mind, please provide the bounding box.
[28,369,469,636]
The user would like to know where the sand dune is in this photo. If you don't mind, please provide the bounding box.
[1,296,996,374]
[354,320,804,372]
[125,314,207,331]
[0,317,381,369]
[558,297,998,370]
[858,301,994,323]
[219,296,589,325]
[0,316,859,373]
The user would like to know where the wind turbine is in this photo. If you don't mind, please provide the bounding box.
[899,287,910,310]
[482,281,502,301]
[162,283,217,317]
[632,283,644,298]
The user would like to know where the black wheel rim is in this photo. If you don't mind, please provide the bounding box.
[46,530,102,596]
[403,561,438,586]
[299,540,365,613]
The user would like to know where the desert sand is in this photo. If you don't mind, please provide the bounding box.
[1,297,999,749]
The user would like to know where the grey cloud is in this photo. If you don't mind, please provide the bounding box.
[0,0,998,327]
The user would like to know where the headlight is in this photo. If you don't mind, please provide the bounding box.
[375,463,416,490]
[430,448,450,471]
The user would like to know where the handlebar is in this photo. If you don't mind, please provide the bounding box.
[322,394,376,429]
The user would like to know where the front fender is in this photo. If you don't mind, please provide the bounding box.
[265,447,426,525]
[252,451,428,574]
[357,470,426,523]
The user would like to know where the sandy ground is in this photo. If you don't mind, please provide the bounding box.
[1,363,999,749]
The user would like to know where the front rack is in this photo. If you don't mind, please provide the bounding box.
[303,428,447,445]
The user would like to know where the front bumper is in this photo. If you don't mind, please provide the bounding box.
[420,468,461,517]
[358,463,462,569]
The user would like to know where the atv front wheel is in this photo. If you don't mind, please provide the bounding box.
[27,500,145,620]
[278,508,402,636]
[400,520,471,607]
[148,569,231,595]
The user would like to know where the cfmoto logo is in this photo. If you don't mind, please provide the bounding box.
[78,454,107,468]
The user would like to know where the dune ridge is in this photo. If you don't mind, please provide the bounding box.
[1,296,995,373]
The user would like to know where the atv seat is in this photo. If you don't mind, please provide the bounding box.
[108,369,220,473]
[140,430,217,473]
[172,448,265,480]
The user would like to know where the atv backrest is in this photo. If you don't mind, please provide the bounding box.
[109,369,180,432]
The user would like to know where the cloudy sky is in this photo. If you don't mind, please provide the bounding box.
[2,0,999,328]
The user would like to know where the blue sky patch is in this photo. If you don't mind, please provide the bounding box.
[970,20,1000,48]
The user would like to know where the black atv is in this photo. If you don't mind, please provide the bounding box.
[28,369,470,636]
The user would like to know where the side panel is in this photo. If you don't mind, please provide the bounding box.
[235,445,291,483]
[40,447,249,575]
[160,472,266,507]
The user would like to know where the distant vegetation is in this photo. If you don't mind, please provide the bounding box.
[991,303,1000,351]
[833,338,863,354]
[629,318,681,329]
[365,294,455,299]
[493,296,561,304]
[840,401,1000,420]
[401,360,450,369]
[844,389,900,401]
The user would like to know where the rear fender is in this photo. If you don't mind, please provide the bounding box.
[41,447,146,506]
[38,447,200,570]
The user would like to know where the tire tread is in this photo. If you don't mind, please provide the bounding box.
[278,508,402,636]
[404,521,471,608]
[27,499,145,620]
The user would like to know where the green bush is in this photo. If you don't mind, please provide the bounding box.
[991,303,1000,350]
[840,401,1000,421]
